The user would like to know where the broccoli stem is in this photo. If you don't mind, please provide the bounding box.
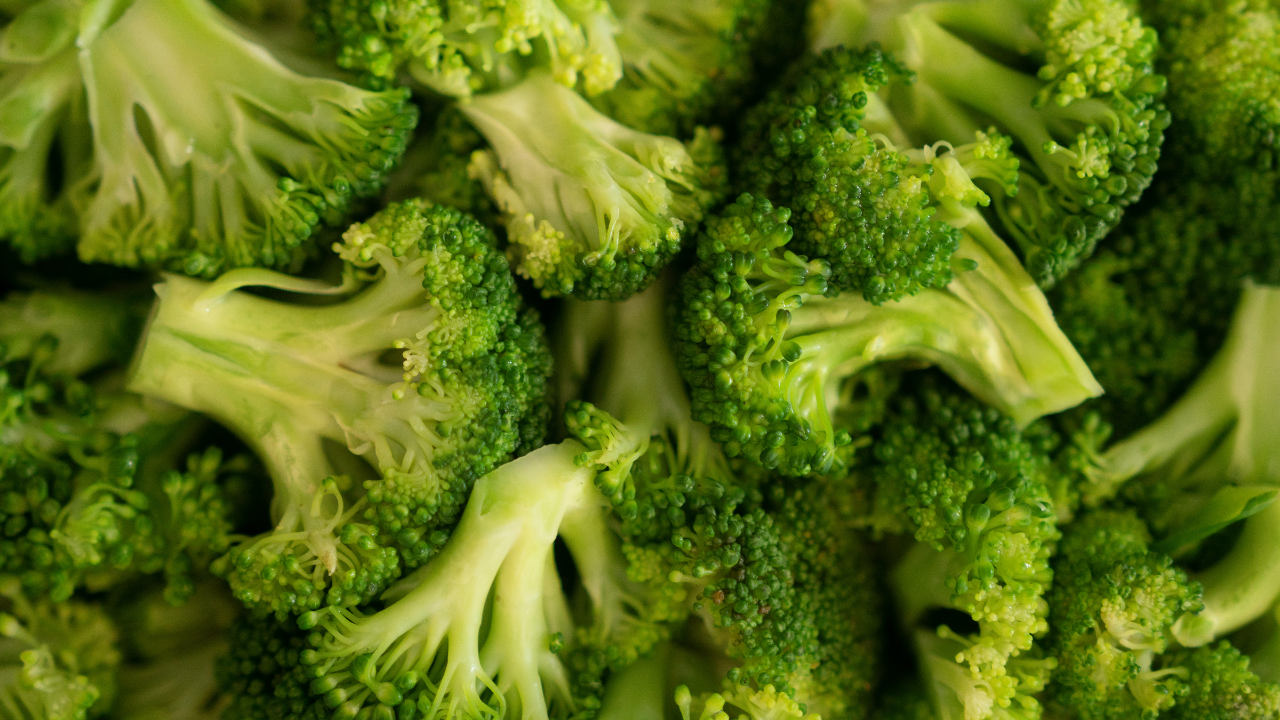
[1173,500,1280,646]
[302,442,596,718]
[596,646,669,720]
[785,218,1099,426]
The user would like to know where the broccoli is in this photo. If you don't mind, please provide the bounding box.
[589,0,771,137]
[128,199,553,616]
[0,0,417,275]
[874,376,1061,720]
[1044,509,1202,720]
[805,0,1169,286]
[0,578,120,720]
[1075,281,1280,648]
[672,193,1099,478]
[294,439,666,720]
[306,0,625,97]
[0,288,251,603]
[385,106,498,229]
[558,277,883,718]
[465,72,728,299]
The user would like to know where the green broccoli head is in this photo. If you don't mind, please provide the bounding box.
[1145,0,1280,179]
[1045,510,1202,720]
[1069,282,1280,656]
[875,378,1060,720]
[809,0,1169,287]
[672,193,1100,478]
[734,46,964,304]
[307,0,624,96]
[0,578,121,720]
[0,0,417,275]
[590,0,771,137]
[296,440,670,720]
[0,288,248,602]
[464,72,728,300]
[129,199,553,615]
[1163,642,1280,720]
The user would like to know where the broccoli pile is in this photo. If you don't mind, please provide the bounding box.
[1,0,1278,719]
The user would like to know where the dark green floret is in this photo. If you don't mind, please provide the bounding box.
[0,0,417,275]
[129,199,552,616]
[672,193,1099,477]
[809,0,1170,286]
[464,72,728,300]
[1077,282,1280,651]
[877,377,1060,720]
[0,289,248,603]
[1044,510,1202,720]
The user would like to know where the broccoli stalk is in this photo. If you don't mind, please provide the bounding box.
[128,200,551,615]
[807,0,1169,286]
[298,440,654,720]
[464,72,727,300]
[590,0,771,136]
[1075,281,1280,648]
[1,0,417,275]
[673,193,1099,478]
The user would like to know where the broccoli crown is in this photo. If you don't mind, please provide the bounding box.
[0,0,417,275]
[876,377,1060,720]
[216,612,319,720]
[1163,643,1280,720]
[0,289,247,602]
[734,46,964,304]
[128,199,552,615]
[590,0,771,137]
[1071,282,1280,652]
[809,0,1170,287]
[295,440,670,720]
[1044,510,1202,720]
[672,193,1100,478]
[464,72,728,300]
[306,0,624,96]
[0,578,121,720]
[1144,0,1280,179]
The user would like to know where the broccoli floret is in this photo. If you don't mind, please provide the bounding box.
[877,377,1060,720]
[296,439,667,720]
[129,199,552,615]
[672,193,1100,477]
[1142,0,1280,180]
[0,578,120,720]
[464,72,728,300]
[215,611,317,720]
[0,0,417,275]
[307,0,624,97]
[1076,282,1280,649]
[1044,510,1202,720]
[808,0,1170,286]
[0,288,249,602]
[589,0,771,137]
[1164,643,1280,720]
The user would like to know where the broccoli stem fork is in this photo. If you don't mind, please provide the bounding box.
[301,442,602,720]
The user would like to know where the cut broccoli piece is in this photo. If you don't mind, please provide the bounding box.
[306,0,624,96]
[0,0,418,275]
[297,440,668,720]
[590,0,771,137]
[673,193,1099,477]
[877,377,1060,720]
[130,199,552,615]
[807,0,1169,286]
[1044,510,1202,720]
[464,72,727,299]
